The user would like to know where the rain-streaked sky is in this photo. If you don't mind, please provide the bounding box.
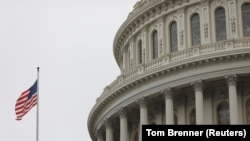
[0,0,137,140]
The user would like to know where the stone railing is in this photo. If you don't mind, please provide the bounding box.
[99,38,250,101]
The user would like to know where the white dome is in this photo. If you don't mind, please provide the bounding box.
[88,0,250,140]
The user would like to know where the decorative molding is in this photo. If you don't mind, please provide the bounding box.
[225,74,237,85]
[203,22,208,39]
[191,80,203,91]
[133,0,152,11]
[231,17,236,34]
[119,107,128,118]
[213,0,226,7]
[137,97,148,108]
[159,38,163,56]
[191,7,201,14]
[161,88,174,99]
[179,30,184,45]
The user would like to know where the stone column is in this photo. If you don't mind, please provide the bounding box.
[119,108,128,141]
[225,75,239,124]
[138,97,148,125]
[192,80,204,124]
[162,88,174,124]
[137,97,148,141]
[105,118,113,141]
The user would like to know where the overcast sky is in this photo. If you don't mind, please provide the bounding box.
[0,0,137,141]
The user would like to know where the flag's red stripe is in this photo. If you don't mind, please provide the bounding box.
[15,91,29,105]
[16,97,37,119]
[15,91,30,110]
[15,97,37,116]
[15,80,38,120]
[15,95,37,114]
[15,90,38,120]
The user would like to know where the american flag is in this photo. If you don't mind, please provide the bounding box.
[15,80,38,120]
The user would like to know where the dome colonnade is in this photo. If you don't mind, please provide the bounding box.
[88,0,250,141]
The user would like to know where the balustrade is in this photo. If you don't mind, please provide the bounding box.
[97,38,250,102]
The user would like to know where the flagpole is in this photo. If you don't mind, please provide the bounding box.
[36,67,40,141]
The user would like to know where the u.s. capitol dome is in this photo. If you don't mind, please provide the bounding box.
[88,0,250,141]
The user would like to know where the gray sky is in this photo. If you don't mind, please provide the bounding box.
[0,0,137,140]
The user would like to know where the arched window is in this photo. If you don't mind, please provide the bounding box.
[170,22,178,52]
[215,7,227,41]
[190,109,196,125]
[138,40,143,64]
[152,30,158,59]
[217,102,229,124]
[191,14,201,46]
[246,99,250,124]
[242,3,250,37]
